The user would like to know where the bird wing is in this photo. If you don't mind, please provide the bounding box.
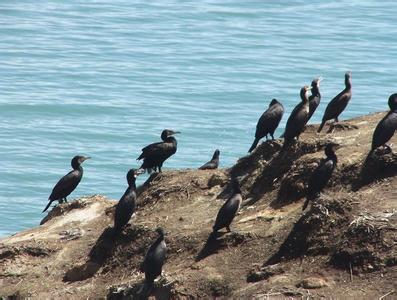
[324,91,351,119]
[214,193,241,230]
[199,161,217,170]
[307,159,335,196]
[49,170,80,200]
[138,141,166,160]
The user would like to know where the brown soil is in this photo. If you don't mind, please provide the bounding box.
[0,112,396,299]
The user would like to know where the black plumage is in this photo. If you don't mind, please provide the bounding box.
[138,129,180,173]
[199,149,220,170]
[282,86,311,148]
[318,72,352,132]
[140,227,167,297]
[43,155,90,213]
[114,169,143,234]
[307,78,322,122]
[212,179,242,233]
[370,94,397,153]
[249,99,284,153]
[302,143,338,211]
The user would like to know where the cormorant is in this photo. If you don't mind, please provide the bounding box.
[212,179,242,233]
[43,155,90,213]
[282,86,311,148]
[138,129,180,173]
[199,149,220,170]
[140,227,167,297]
[307,77,323,122]
[370,94,397,153]
[302,143,339,211]
[318,72,352,132]
[114,169,143,234]
[249,99,284,153]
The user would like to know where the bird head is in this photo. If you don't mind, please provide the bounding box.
[388,93,397,111]
[71,155,90,169]
[161,129,181,140]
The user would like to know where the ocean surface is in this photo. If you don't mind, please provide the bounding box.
[1,0,396,237]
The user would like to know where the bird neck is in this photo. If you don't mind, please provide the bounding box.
[345,78,352,90]
[72,164,83,172]
[211,153,219,161]
[311,86,320,97]
[165,136,177,146]
[326,151,337,164]
[128,181,137,190]
[300,90,309,103]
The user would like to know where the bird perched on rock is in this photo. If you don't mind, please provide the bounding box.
[370,93,397,153]
[318,72,352,132]
[137,129,180,173]
[307,77,323,123]
[249,99,284,153]
[140,227,167,297]
[199,149,220,170]
[282,86,312,149]
[114,169,143,234]
[43,155,90,213]
[302,143,339,210]
[212,179,242,234]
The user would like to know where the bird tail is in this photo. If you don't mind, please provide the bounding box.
[248,138,260,153]
[317,120,326,133]
[42,200,53,213]
[138,279,154,299]
[302,198,310,211]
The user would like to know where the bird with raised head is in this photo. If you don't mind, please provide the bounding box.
[318,72,352,132]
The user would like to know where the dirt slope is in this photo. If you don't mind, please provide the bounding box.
[1,112,396,299]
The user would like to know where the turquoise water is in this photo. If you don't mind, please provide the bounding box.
[1,1,396,237]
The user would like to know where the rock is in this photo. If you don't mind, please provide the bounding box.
[63,261,100,282]
[297,277,329,289]
[208,174,228,188]
[247,264,284,282]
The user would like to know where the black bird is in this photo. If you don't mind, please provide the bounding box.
[140,227,167,297]
[43,155,90,213]
[370,94,397,153]
[249,99,284,153]
[212,179,242,234]
[318,72,352,132]
[302,143,339,211]
[307,77,323,123]
[138,129,180,173]
[114,169,143,234]
[199,149,220,170]
[282,86,312,148]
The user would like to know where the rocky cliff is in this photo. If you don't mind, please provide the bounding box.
[1,112,396,299]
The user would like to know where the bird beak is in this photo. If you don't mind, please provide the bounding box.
[171,131,181,135]
[83,156,91,161]
[318,76,324,82]
[134,169,145,176]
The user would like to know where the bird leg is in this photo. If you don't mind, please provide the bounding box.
[64,197,68,203]
[271,134,275,140]
[226,226,231,232]
[334,117,339,122]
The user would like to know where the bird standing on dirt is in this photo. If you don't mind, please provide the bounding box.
[318,72,352,132]
[114,169,143,234]
[370,93,397,153]
[140,227,167,297]
[302,143,339,211]
[137,129,180,173]
[43,155,90,213]
[282,86,312,149]
[199,149,220,170]
[249,98,284,153]
[212,179,242,234]
[307,77,323,123]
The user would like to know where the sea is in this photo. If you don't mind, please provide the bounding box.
[1,0,396,237]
